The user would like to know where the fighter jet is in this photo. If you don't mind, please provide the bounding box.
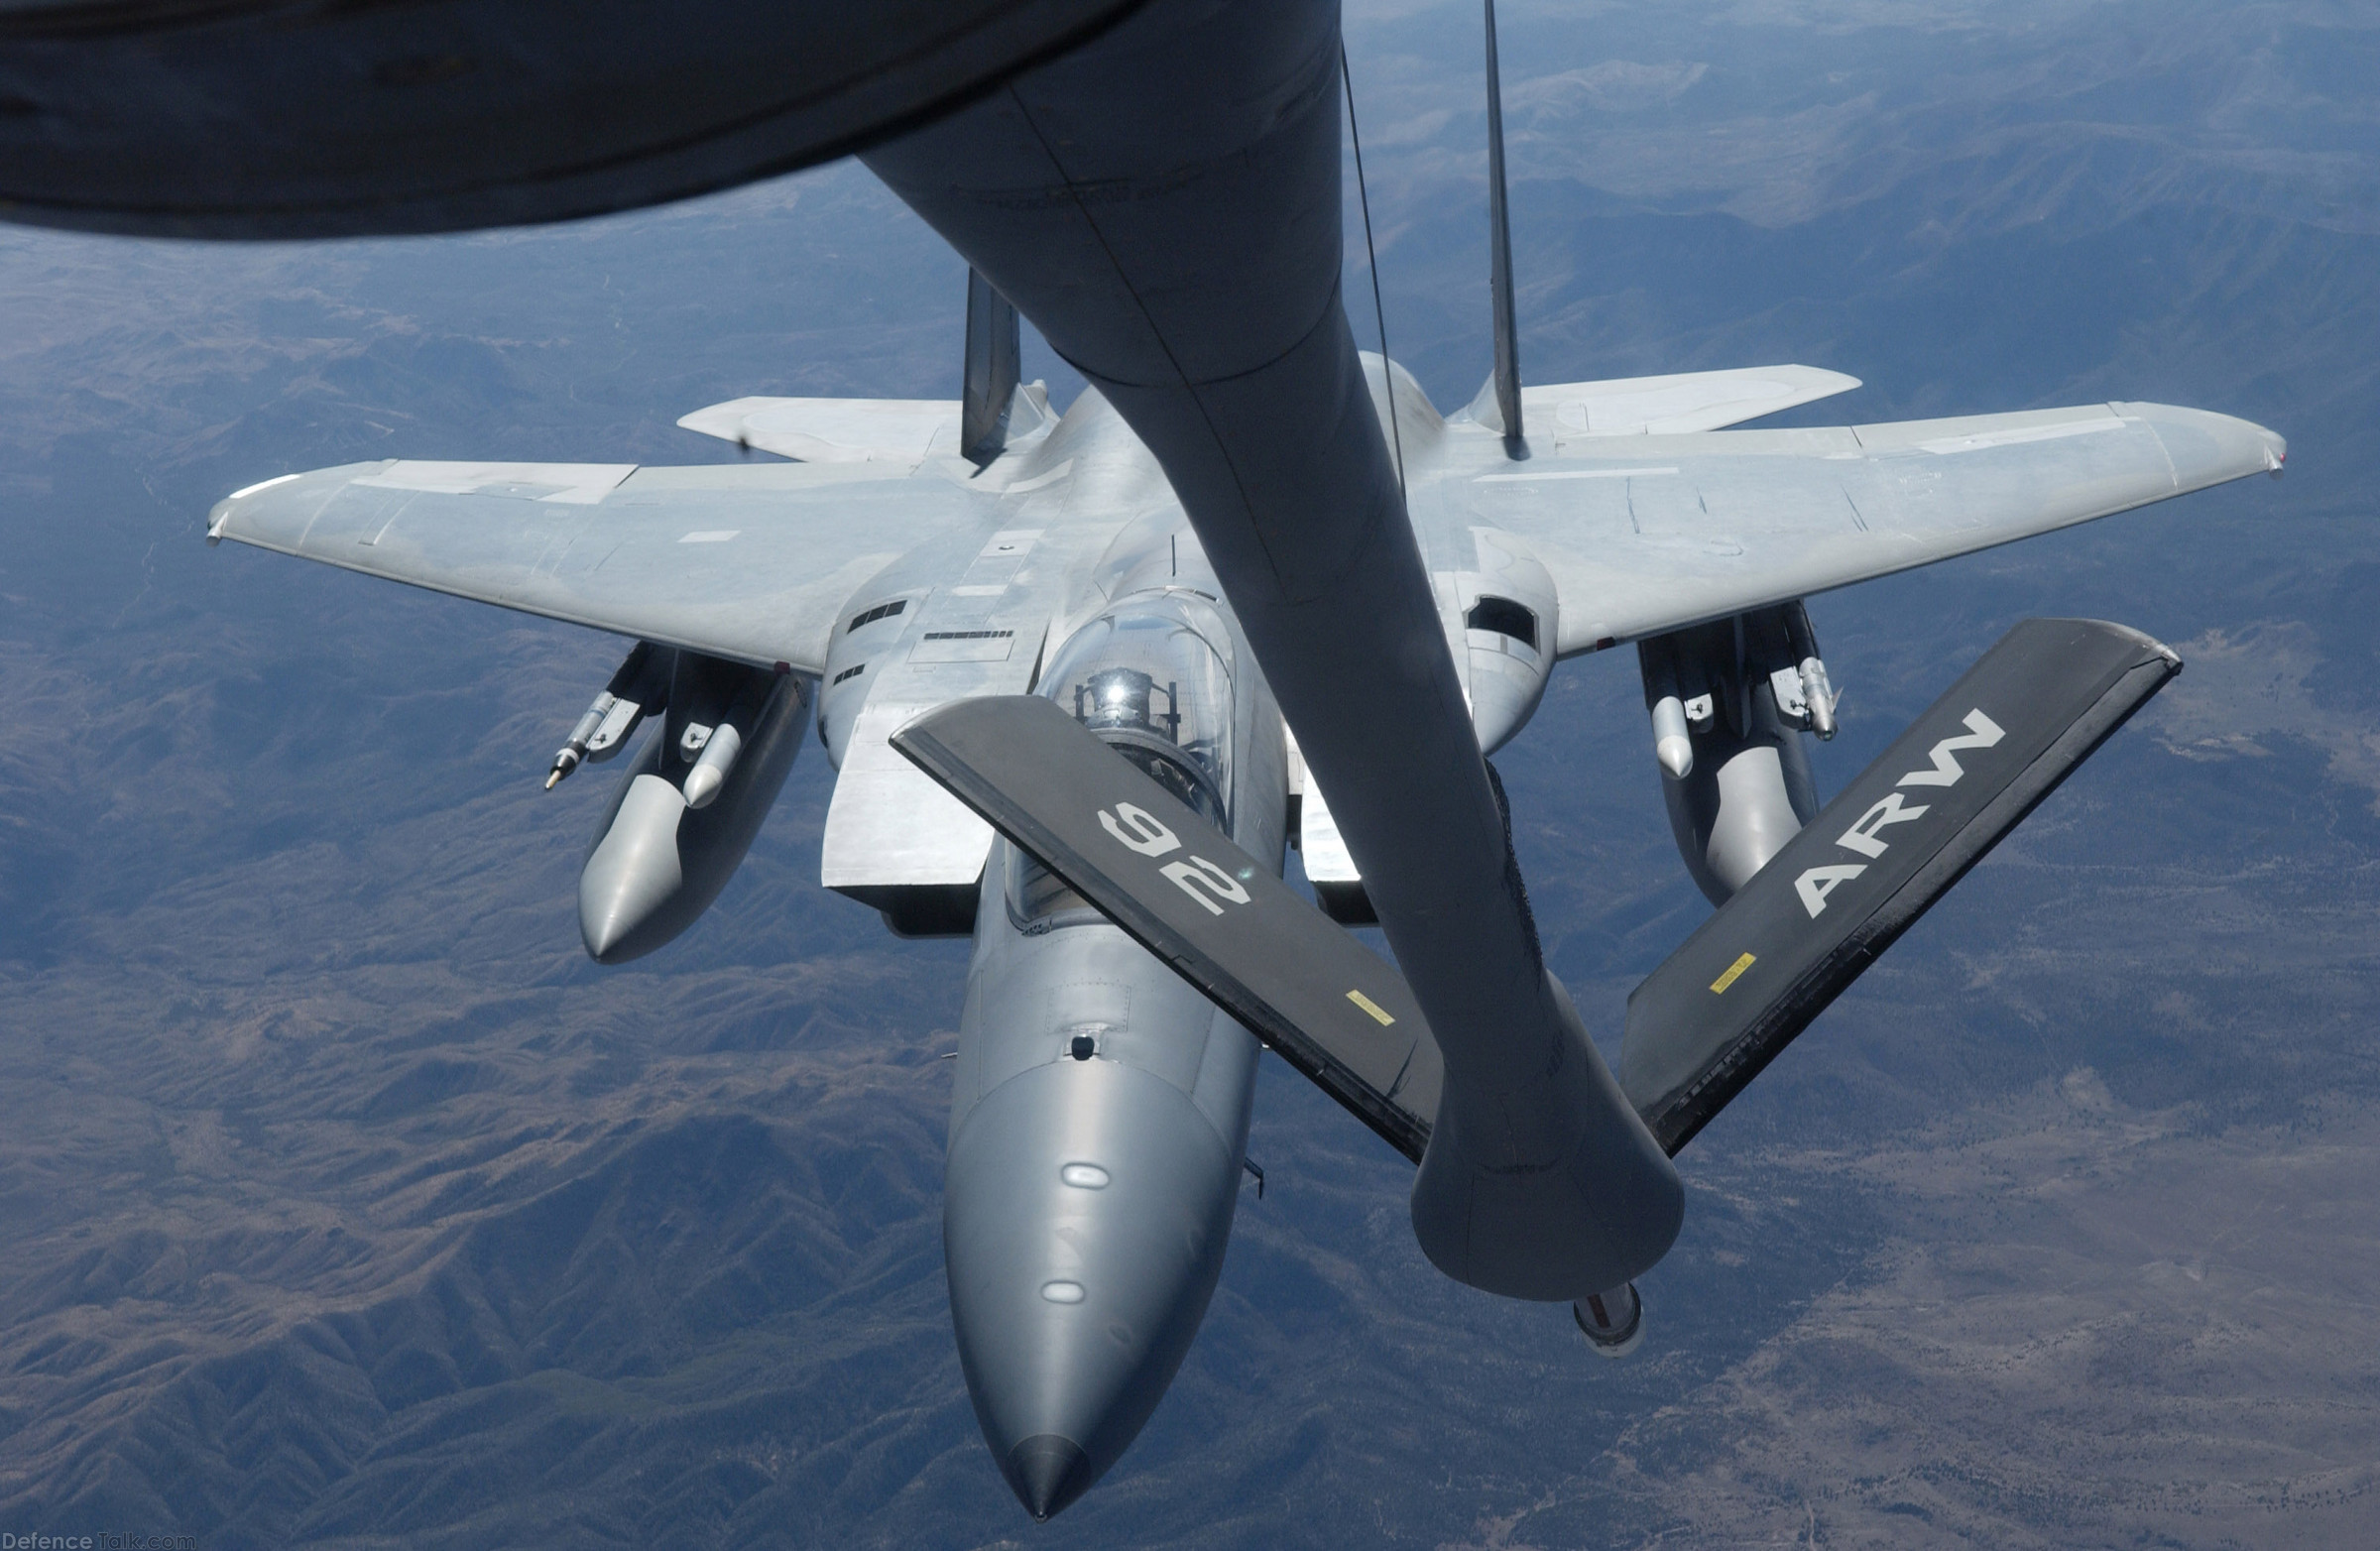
[203,300,2282,1523]
[39,0,2287,1522]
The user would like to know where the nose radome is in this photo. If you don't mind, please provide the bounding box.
[1007,1434,1094,1521]
[944,1057,1243,1520]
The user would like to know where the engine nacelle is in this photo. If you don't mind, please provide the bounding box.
[1639,606,1830,905]
[577,656,810,963]
[1454,529,1559,755]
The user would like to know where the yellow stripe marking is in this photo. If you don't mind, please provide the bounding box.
[1709,952,1756,995]
[1347,989,1396,1025]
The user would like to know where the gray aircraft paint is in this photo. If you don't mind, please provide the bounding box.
[577,668,812,964]
[206,340,2281,1520]
[196,2,2286,1512]
[942,535,1285,1516]
[0,0,2292,1520]
[204,387,2279,698]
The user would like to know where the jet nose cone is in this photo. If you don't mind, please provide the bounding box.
[1005,1434,1094,1521]
[944,1058,1244,1520]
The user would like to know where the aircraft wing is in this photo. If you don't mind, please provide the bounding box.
[206,457,990,675]
[1444,401,2285,656]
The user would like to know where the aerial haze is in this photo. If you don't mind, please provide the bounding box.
[0,0,2374,1545]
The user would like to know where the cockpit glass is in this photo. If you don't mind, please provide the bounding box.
[1007,591,1236,927]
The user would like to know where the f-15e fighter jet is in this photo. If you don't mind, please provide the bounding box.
[205,325,2282,1520]
[37,0,2285,1521]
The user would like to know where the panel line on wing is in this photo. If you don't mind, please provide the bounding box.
[1477,466,1680,483]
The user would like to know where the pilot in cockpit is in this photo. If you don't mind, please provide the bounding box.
[1008,593,1236,927]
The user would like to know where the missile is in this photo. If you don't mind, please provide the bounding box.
[546,695,616,789]
[1782,602,1838,741]
[680,721,743,809]
[1639,635,1697,778]
[677,669,770,809]
[577,666,808,962]
[584,694,647,761]
[1799,656,1839,740]
[1650,695,1694,779]
[545,642,672,789]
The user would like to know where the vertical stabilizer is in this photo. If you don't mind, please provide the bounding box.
[1483,0,1523,449]
[963,268,1022,466]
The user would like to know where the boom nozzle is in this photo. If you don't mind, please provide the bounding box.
[1573,1282,1644,1359]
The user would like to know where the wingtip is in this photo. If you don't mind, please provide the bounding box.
[2116,403,2291,493]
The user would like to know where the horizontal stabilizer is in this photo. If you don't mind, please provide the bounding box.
[893,695,1443,1160]
[1524,364,1861,437]
[680,389,1056,468]
[677,396,961,465]
[1620,618,2182,1153]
